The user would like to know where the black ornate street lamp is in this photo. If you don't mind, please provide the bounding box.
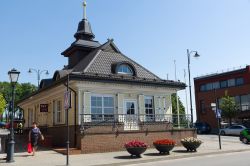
[6,68,20,163]
[187,49,200,126]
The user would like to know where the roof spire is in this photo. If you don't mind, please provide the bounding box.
[74,0,95,40]
[83,0,87,19]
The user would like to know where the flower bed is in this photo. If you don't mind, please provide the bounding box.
[181,137,202,152]
[124,140,147,157]
[153,139,176,154]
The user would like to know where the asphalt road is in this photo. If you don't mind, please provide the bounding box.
[126,150,250,166]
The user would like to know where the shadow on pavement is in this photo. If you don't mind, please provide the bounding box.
[172,150,190,153]
[144,153,169,156]
[114,155,141,160]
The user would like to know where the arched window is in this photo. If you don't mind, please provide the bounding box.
[117,64,134,75]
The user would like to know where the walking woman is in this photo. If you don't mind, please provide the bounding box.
[28,122,44,156]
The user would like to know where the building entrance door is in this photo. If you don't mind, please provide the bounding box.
[124,100,139,130]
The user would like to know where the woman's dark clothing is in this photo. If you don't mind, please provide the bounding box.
[30,128,41,148]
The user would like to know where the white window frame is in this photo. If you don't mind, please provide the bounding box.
[123,99,137,115]
[117,64,133,75]
[90,94,115,120]
[53,99,64,125]
[144,96,155,121]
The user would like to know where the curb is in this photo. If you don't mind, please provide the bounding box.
[94,149,250,166]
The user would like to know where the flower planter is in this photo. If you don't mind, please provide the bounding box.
[126,147,147,158]
[153,144,175,155]
[124,140,148,158]
[181,137,202,152]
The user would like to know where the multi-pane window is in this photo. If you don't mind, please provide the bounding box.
[53,100,63,124]
[200,84,206,92]
[240,95,249,111]
[199,77,245,92]
[213,82,220,89]
[126,102,135,115]
[236,78,244,86]
[117,65,133,75]
[220,80,227,88]
[145,96,154,121]
[206,83,213,91]
[228,79,235,87]
[91,95,114,121]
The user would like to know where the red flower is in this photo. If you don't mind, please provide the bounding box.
[153,139,176,145]
[124,140,148,148]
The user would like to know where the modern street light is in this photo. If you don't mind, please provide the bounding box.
[187,49,200,126]
[28,68,49,88]
[6,68,20,163]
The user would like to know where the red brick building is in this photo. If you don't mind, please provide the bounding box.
[194,65,250,131]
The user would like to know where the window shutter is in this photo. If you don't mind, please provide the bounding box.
[117,93,124,122]
[83,92,91,122]
[154,96,161,122]
[166,95,172,114]
[138,95,145,122]
[154,96,160,114]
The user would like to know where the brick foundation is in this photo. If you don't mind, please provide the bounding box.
[79,126,196,154]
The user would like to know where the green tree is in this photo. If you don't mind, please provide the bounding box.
[0,82,36,110]
[220,94,238,126]
[171,94,185,115]
[0,93,6,115]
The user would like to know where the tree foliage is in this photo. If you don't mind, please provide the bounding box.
[0,82,36,110]
[0,93,6,115]
[171,94,185,115]
[220,94,238,126]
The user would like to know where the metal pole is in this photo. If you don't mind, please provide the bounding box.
[66,74,70,166]
[184,69,189,127]
[214,90,222,150]
[176,92,180,128]
[37,70,40,88]
[174,60,177,81]
[6,84,15,163]
[187,49,194,126]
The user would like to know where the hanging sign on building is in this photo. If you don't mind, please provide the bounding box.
[64,91,71,110]
[40,104,49,113]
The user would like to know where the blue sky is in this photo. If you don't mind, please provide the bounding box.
[1,0,250,118]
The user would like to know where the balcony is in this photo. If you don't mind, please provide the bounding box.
[80,114,191,132]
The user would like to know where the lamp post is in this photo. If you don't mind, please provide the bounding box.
[28,68,49,88]
[6,68,20,163]
[187,49,200,126]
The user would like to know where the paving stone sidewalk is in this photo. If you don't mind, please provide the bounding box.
[0,135,249,166]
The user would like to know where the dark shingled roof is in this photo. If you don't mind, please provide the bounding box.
[49,39,185,90]
[72,40,160,80]
[39,79,53,89]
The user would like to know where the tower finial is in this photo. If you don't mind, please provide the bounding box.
[83,0,87,19]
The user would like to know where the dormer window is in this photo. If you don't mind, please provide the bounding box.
[111,62,136,76]
[117,64,133,75]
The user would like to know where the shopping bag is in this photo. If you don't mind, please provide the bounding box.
[27,143,33,153]
[41,134,45,141]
